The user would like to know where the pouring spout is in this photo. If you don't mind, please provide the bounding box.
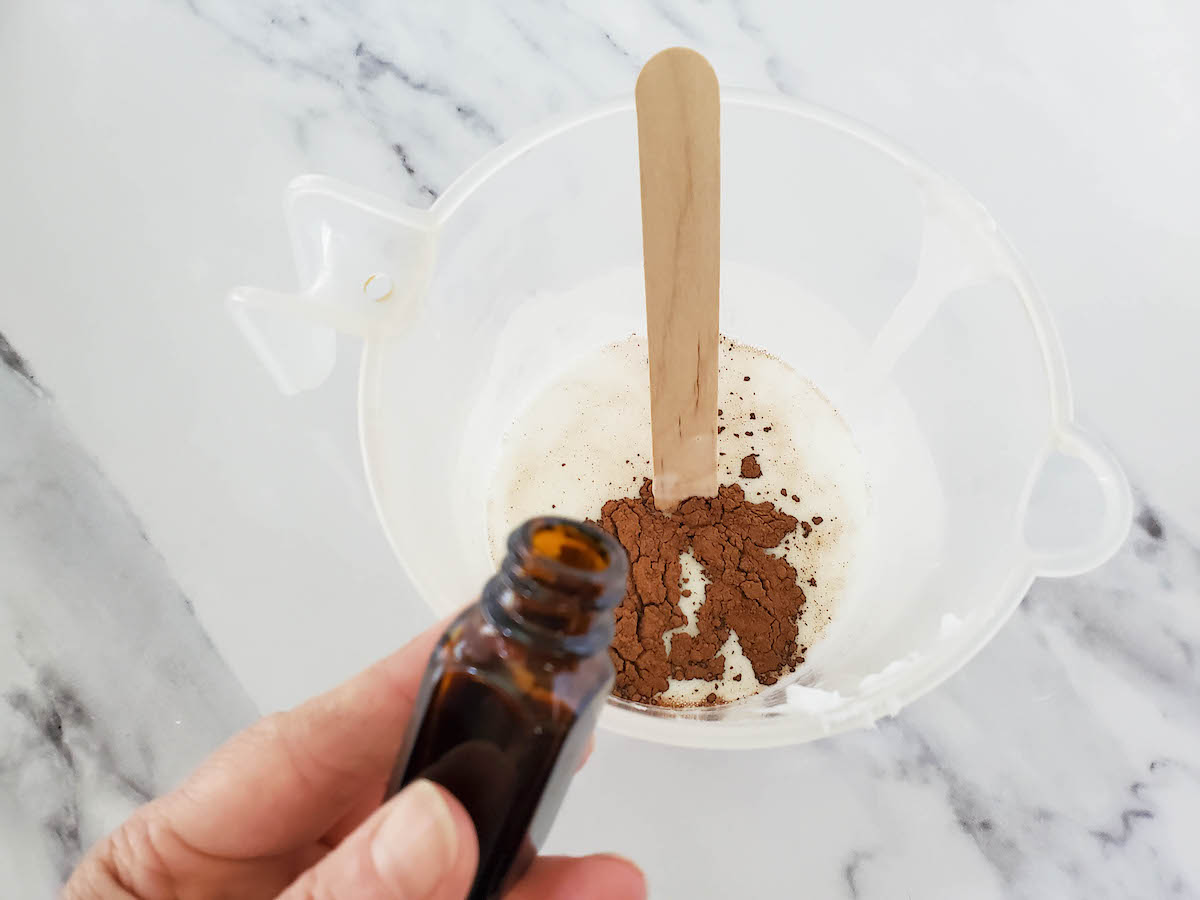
[228,175,436,394]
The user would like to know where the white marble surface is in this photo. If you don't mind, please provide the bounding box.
[1,1,1198,897]
[0,358,257,887]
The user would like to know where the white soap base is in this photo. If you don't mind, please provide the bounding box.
[487,334,868,705]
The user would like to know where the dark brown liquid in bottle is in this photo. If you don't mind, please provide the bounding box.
[385,518,627,900]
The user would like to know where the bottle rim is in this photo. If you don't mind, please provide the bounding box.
[505,517,629,609]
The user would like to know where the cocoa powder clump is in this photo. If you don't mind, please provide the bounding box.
[740,454,762,478]
[592,479,807,704]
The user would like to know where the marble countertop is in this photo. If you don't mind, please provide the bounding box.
[2,1,1198,897]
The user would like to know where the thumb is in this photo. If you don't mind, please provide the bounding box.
[281,779,479,900]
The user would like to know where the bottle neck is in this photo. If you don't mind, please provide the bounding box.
[482,518,628,657]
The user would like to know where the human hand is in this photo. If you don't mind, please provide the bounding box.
[63,620,645,899]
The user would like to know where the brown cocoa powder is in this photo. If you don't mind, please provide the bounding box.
[740,454,762,478]
[592,479,807,705]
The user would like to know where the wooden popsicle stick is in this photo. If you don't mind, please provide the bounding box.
[636,48,721,513]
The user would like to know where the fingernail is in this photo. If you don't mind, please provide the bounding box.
[371,779,459,895]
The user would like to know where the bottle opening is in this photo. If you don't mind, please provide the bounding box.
[529,522,610,573]
[501,517,629,615]
[487,517,629,653]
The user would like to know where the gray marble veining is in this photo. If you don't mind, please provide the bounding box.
[0,346,254,887]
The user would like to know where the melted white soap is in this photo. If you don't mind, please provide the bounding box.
[487,334,868,705]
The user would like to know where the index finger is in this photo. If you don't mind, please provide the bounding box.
[158,613,454,857]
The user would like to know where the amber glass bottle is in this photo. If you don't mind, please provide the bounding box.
[385,517,628,900]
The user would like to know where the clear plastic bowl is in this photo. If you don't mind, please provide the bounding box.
[230,91,1130,749]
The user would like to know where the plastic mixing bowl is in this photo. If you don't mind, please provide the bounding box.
[230,90,1131,749]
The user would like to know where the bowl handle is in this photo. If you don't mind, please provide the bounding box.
[228,175,436,394]
[1025,427,1133,578]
